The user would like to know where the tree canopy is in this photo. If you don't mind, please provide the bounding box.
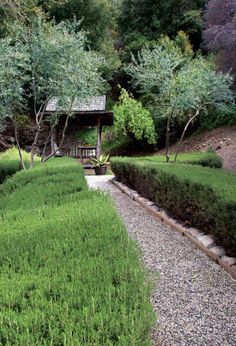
[119,0,206,58]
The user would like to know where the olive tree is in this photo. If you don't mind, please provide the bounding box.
[28,19,107,166]
[127,36,234,162]
[170,58,234,161]
[0,38,29,169]
[0,18,106,167]
[126,35,190,161]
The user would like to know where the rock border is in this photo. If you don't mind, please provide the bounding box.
[112,178,236,280]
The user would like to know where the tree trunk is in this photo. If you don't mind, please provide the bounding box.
[96,117,102,159]
[13,114,26,170]
[165,116,171,163]
[42,97,75,163]
[174,110,199,163]
[30,101,48,168]
[51,126,55,155]
[42,114,70,163]
[41,123,56,162]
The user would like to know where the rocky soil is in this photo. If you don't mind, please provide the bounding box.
[166,126,236,171]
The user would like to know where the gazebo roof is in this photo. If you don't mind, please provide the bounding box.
[46,96,106,112]
[45,95,113,127]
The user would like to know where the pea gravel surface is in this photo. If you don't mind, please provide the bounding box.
[86,176,236,346]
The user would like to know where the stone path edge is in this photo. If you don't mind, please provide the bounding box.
[111,178,236,280]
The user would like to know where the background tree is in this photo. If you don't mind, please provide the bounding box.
[119,0,206,60]
[203,0,236,82]
[0,19,106,167]
[0,38,29,169]
[127,36,234,161]
[126,34,192,160]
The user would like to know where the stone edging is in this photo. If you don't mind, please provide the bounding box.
[111,178,236,280]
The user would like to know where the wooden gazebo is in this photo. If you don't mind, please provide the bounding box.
[45,96,113,161]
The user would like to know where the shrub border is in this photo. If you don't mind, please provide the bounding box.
[112,178,236,281]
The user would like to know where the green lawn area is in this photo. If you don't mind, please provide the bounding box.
[138,151,223,168]
[0,154,154,345]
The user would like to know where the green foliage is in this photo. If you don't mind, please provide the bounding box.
[48,0,116,50]
[141,151,223,168]
[119,0,206,58]
[0,147,40,183]
[91,153,109,167]
[76,128,97,146]
[0,17,107,166]
[127,35,234,156]
[111,156,236,256]
[198,106,236,130]
[0,158,154,344]
[26,18,106,109]
[126,34,190,100]
[0,36,29,130]
[113,89,156,144]
[102,136,132,156]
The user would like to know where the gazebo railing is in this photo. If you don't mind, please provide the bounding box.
[65,145,96,163]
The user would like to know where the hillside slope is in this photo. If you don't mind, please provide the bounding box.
[167,126,236,171]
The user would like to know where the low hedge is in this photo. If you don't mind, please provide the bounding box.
[0,147,40,183]
[0,158,154,345]
[111,157,236,256]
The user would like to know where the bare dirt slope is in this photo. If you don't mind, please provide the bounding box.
[167,126,236,171]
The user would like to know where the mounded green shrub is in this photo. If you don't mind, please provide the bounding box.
[0,158,154,345]
[111,157,236,256]
[0,147,40,183]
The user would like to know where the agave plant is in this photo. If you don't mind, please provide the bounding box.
[90,154,110,168]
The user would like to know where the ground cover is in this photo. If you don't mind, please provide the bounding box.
[139,151,223,168]
[0,157,154,345]
[111,156,236,256]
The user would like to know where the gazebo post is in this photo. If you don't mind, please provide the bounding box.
[96,117,102,158]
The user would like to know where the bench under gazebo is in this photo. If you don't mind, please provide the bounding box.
[45,96,113,167]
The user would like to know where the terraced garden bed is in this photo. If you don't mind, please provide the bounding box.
[0,157,154,344]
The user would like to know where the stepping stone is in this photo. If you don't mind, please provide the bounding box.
[221,256,236,266]
[187,227,204,239]
[209,246,226,257]
[198,235,215,249]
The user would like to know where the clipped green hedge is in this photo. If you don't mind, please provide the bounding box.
[111,157,236,256]
[0,158,154,345]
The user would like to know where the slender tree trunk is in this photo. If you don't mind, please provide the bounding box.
[51,126,55,155]
[174,110,199,163]
[42,98,75,163]
[41,123,56,162]
[42,114,70,163]
[13,114,26,170]
[165,116,171,163]
[30,101,48,168]
[96,117,102,159]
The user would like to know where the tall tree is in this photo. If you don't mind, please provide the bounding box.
[126,35,234,161]
[0,37,30,168]
[0,19,106,167]
[203,0,236,81]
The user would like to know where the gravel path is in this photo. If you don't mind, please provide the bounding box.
[86,176,236,346]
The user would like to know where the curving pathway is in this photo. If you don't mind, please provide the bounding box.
[86,176,236,346]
